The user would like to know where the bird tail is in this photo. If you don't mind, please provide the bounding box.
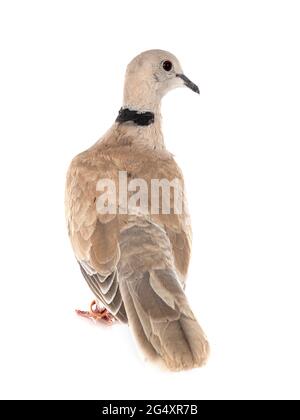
[118,221,209,371]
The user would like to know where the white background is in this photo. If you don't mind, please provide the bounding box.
[0,0,299,400]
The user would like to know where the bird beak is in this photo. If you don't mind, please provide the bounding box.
[176,74,200,94]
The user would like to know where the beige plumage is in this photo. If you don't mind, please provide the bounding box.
[65,50,209,370]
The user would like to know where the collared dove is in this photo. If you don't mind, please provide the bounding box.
[65,50,209,371]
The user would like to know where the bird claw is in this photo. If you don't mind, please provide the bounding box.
[76,300,115,324]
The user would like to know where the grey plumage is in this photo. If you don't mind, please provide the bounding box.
[79,265,127,323]
[118,221,208,370]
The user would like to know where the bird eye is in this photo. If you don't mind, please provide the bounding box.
[162,60,173,71]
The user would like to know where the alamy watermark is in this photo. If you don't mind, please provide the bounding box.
[96,171,183,215]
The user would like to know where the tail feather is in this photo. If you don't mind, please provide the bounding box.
[118,222,209,371]
[119,279,158,360]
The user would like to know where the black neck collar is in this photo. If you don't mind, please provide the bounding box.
[116,108,155,126]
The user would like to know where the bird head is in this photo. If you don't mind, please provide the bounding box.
[123,49,199,112]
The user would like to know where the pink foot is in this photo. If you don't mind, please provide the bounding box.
[76,300,115,324]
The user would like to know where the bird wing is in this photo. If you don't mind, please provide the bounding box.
[102,137,192,283]
[65,150,126,321]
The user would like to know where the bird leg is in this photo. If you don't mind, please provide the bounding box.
[76,300,115,324]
